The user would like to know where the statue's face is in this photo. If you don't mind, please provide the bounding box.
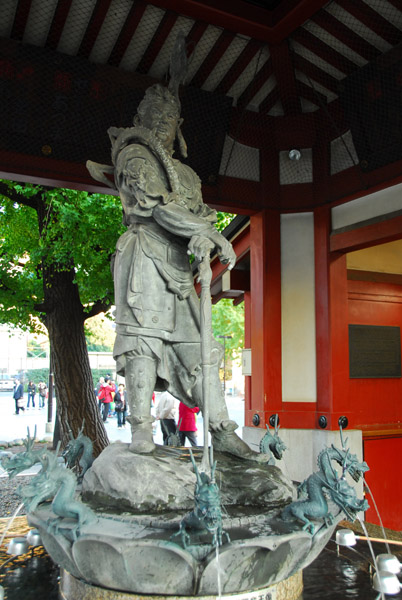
[139,99,180,150]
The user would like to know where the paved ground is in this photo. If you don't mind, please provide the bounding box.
[0,391,246,447]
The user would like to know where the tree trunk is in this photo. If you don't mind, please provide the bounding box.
[44,267,109,457]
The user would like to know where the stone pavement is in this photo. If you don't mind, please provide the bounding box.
[0,391,245,447]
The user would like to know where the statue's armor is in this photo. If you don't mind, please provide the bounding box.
[111,138,221,399]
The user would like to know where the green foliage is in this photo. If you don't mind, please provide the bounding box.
[0,187,42,330]
[23,368,49,385]
[85,313,115,352]
[212,298,244,360]
[24,367,109,390]
[215,211,235,232]
[0,180,124,331]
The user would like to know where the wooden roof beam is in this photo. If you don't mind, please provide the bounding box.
[293,53,339,94]
[136,11,178,74]
[190,29,236,88]
[11,0,32,41]
[237,57,273,110]
[215,39,264,96]
[108,0,147,67]
[336,0,402,47]
[311,10,380,63]
[46,0,74,50]
[77,0,114,58]
[291,27,356,75]
[270,41,301,115]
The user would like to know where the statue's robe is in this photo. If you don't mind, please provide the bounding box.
[111,132,224,410]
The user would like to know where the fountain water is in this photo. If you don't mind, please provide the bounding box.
[357,516,386,600]
[0,503,24,548]
[364,480,391,554]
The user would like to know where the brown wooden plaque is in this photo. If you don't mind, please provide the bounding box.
[349,324,401,378]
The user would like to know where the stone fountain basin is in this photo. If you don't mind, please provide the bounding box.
[28,504,343,596]
[27,444,344,596]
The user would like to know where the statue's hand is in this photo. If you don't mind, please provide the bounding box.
[187,235,215,262]
[212,232,236,270]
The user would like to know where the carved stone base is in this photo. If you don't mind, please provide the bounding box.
[60,569,303,600]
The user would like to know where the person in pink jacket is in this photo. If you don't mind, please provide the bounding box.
[178,402,199,447]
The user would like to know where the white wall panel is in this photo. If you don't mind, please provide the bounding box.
[281,213,316,403]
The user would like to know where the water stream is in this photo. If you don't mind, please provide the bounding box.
[363,480,391,554]
[215,540,222,598]
[0,502,24,549]
[357,516,385,600]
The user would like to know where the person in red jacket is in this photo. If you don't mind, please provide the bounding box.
[178,402,199,447]
[100,380,115,423]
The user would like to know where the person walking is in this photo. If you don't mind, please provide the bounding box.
[38,381,47,408]
[27,380,36,409]
[96,377,105,413]
[100,380,115,423]
[178,402,199,447]
[114,383,127,428]
[13,379,25,414]
[156,391,177,445]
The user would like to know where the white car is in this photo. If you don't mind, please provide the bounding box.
[0,375,14,391]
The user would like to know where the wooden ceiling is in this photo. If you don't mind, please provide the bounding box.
[1,0,402,212]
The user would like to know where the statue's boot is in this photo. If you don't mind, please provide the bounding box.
[211,420,270,463]
[127,415,155,454]
[197,345,269,463]
[125,355,156,454]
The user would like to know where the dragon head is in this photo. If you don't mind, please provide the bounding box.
[195,472,222,533]
[331,477,369,521]
[330,445,369,482]
[272,437,287,460]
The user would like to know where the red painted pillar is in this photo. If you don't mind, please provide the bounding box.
[315,205,332,421]
[329,250,350,424]
[244,291,251,412]
[315,204,350,428]
[247,209,282,428]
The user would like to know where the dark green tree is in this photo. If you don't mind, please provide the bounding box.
[0,178,238,454]
[212,298,244,360]
[0,180,123,455]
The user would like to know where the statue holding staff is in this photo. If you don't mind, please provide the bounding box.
[88,61,265,463]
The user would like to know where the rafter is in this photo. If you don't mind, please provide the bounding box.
[292,27,356,76]
[136,11,178,74]
[46,0,74,50]
[311,9,380,63]
[186,21,209,57]
[237,57,273,110]
[258,86,281,115]
[215,39,264,96]
[296,79,327,108]
[336,0,402,47]
[108,0,147,67]
[270,41,300,115]
[293,53,339,94]
[190,30,236,88]
[77,0,113,58]
[11,0,32,41]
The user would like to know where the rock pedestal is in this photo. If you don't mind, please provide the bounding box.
[81,444,294,513]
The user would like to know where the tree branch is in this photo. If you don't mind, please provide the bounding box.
[84,300,113,321]
[0,181,42,210]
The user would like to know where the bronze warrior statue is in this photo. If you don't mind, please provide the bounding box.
[88,82,265,462]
